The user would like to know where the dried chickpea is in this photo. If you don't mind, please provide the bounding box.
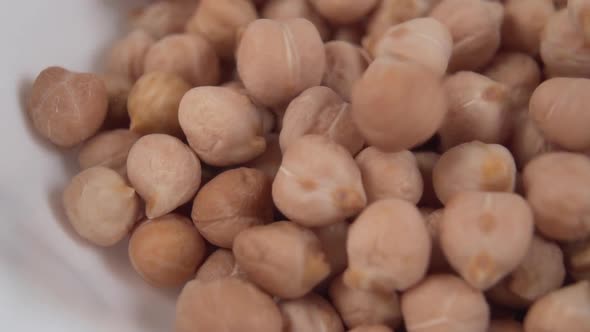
[488,320,523,332]
[63,167,141,246]
[279,293,344,332]
[441,192,534,290]
[273,135,366,227]
[78,129,140,175]
[262,0,331,41]
[130,1,194,40]
[323,41,370,102]
[178,86,266,166]
[313,221,349,276]
[501,0,555,55]
[348,326,393,332]
[237,18,326,107]
[279,86,364,155]
[127,134,202,219]
[244,134,282,180]
[129,214,206,288]
[195,249,246,282]
[308,0,378,25]
[106,30,155,82]
[127,71,191,137]
[100,73,132,128]
[401,274,490,332]
[355,147,423,204]
[415,152,441,207]
[433,141,516,205]
[352,58,447,152]
[564,238,590,281]
[28,67,108,147]
[524,281,590,332]
[345,199,431,292]
[233,221,331,299]
[175,278,283,332]
[510,113,556,170]
[570,0,590,42]
[329,275,402,329]
[523,152,590,241]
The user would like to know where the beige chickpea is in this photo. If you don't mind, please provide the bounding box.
[422,208,450,272]
[244,134,282,180]
[430,0,503,72]
[237,18,326,107]
[501,0,555,55]
[529,77,590,151]
[345,199,431,293]
[488,320,523,332]
[178,86,266,166]
[191,168,273,248]
[570,0,590,42]
[233,221,331,299]
[309,0,379,25]
[280,86,364,155]
[401,274,490,332]
[523,152,590,241]
[415,152,441,207]
[262,0,331,41]
[323,41,370,102]
[273,135,366,227]
[433,141,516,204]
[78,129,140,175]
[352,58,447,152]
[373,18,453,76]
[329,275,402,329]
[127,71,191,137]
[106,30,155,82]
[355,147,423,204]
[195,249,247,282]
[313,221,349,276]
[129,214,206,288]
[524,281,590,332]
[348,326,393,332]
[279,293,344,332]
[127,134,202,219]
[175,278,283,332]
[130,1,194,40]
[144,33,220,87]
[439,72,512,150]
[510,113,556,170]
[441,192,534,290]
[28,67,108,147]
[100,73,132,128]
[220,81,276,133]
[564,238,590,281]
[186,0,258,59]
[63,167,141,246]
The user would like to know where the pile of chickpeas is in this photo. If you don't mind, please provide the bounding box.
[26,0,590,331]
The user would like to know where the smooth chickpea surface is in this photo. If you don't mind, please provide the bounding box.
[78,129,140,175]
[262,0,331,41]
[323,41,370,102]
[279,293,344,332]
[488,320,523,332]
[130,1,194,40]
[570,0,590,42]
[501,0,555,55]
[309,0,378,25]
[106,30,155,82]
[194,249,245,283]
[348,325,393,332]
[313,221,349,276]
[28,67,108,147]
[415,152,441,207]
[63,167,141,246]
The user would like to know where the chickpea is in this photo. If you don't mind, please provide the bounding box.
[564,238,590,281]
[570,0,590,42]
[308,0,379,25]
[441,192,534,290]
[130,1,195,40]
[28,67,108,147]
[279,293,344,332]
[430,0,503,71]
[106,30,155,82]
[433,141,516,204]
[127,134,202,219]
[63,167,141,246]
[100,73,132,128]
[523,152,590,241]
[401,274,490,332]
[345,199,431,292]
[323,41,370,102]
[329,275,402,329]
[178,86,266,166]
[501,0,555,55]
[262,0,331,41]
[351,58,447,152]
[273,135,366,227]
[195,249,247,282]
[415,152,441,207]
[244,134,282,180]
[127,71,191,137]
[237,18,326,107]
[524,281,590,332]
[78,129,140,175]
[279,86,364,155]
[233,221,331,299]
[422,208,450,272]
[175,278,283,332]
[348,326,393,332]
[355,147,423,204]
[313,221,349,276]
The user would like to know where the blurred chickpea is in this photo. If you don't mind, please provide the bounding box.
[373,18,453,76]
[279,293,344,332]
[262,0,331,41]
[128,71,190,137]
[130,1,194,40]
[510,112,556,170]
[501,0,555,55]
[244,134,282,180]
[186,0,258,59]
[127,134,202,219]
[273,135,366,227]
[401,274,490,332]
[352,58,447,152]
[440,72,511,150]
[441,192,534,290]
[570,0,590,42]
[237,18,326,108]
[100,73,132,128]
[329,275,402,329]
[524,281,590,332]
[106,30,155,82]
[564,238,590,281]
[348,326,393,332]
[233,221,331,299]
[488,320,523,332]
[523,152,590,241]
[422,208,450,272]
[175,278,283,332]
[280,86,364,155]
[415,152,441,207]
[195,249,246,282]
[178,86,266,166]
[63,167,141,246]
[78,129,140,175]
[308,0,378,25]
[28,67,108,147]
[430,0,503,71]
[313,221,349,276]
[323,41,370,102]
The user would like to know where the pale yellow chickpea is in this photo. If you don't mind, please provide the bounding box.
[279,293,344,332]
[194,249,247,282]
[415,152,441,207]
[313,221,349,276]
[309,0,379,25]
[487,320,523,332]
[244,134,282,180]
[78,129,141,175]
[130,1,195,40]
[501,0,555,55]
[348,326,393,332]
[570,0,590,42]
[106,30,155,82]
[563,238,590,281]
[262,0,331,41]
[100,73,132,128]
[323,41,370,102]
